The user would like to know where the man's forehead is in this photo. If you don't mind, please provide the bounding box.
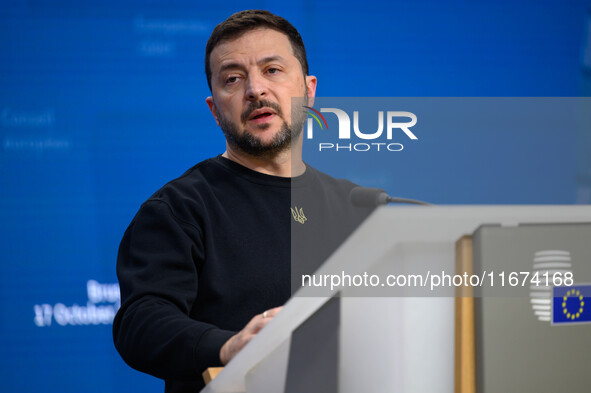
[210,28,295,69]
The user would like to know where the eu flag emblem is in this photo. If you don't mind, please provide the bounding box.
[553,284,591,325]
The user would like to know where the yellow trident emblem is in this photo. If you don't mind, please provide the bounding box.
[290,206,307,224]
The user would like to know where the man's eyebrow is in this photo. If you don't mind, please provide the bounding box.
[258,55,285,65]
[219,62,243,74]
[218,56,286,74]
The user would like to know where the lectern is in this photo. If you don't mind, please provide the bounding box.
[201,206,591,393]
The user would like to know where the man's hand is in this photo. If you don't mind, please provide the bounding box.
[219,306,283,365]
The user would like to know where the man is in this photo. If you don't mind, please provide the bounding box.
[113,10,371,393]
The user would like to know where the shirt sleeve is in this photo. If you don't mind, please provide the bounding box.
[112,199,236,380]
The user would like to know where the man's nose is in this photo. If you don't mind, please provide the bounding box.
[244,73,268,100]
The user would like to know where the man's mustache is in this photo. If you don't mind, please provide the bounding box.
[241,100,283,123]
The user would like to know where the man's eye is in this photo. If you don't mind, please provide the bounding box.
[267,68,279,74]
[226,76,239,84]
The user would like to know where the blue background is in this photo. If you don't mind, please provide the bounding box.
[1,0,591,391]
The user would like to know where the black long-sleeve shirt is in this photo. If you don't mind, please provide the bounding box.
[113,155,372,392]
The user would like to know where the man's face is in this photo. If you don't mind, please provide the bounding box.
[206,28,317,158]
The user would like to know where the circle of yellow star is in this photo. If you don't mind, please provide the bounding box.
[562,289,584,321]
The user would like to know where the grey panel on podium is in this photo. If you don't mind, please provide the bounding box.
[200,206,591,393]
[473,223,591,393]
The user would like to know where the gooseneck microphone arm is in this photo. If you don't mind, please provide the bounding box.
[349,187,433,207]
[385,196,433,206]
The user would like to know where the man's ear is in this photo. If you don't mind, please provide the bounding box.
[305,75,318,107]
[206,96,220,126]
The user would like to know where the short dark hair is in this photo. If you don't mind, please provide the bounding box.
[205,10,309,91]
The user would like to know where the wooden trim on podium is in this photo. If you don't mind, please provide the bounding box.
[455,235,476,393]
[202,367,223,385]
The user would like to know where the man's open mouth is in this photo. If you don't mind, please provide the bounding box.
[248,108,276,121]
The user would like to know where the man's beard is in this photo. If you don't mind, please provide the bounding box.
[215,93,308,159]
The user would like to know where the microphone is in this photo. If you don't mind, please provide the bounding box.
[349,187,433,207]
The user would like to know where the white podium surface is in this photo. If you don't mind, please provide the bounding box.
[201,205,591,393]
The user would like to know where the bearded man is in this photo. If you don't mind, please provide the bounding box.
[113,10,371,393]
